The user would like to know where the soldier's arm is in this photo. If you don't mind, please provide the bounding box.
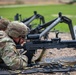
[0,32,28,70]
[2,43,28,70]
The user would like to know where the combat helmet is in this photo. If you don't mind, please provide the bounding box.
[0,18,10,30]
[6,21,28,38]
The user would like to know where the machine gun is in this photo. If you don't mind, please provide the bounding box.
[28,12,75,40]
[24,12,75,64]
[14,11,45,29]
[21,11,45,29]
[0,12,76,75]
[27,12,75,42]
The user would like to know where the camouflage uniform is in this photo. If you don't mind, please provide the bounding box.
[0,18,10,63]
[0,21,28,70]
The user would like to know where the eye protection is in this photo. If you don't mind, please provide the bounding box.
[19,35,25,39]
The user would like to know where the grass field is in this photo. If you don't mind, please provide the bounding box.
[0,4,76,32]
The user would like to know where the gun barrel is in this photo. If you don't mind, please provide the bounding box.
[24,15,36,25]
[39,17,61,38]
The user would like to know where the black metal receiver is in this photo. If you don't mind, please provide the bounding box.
[17,38,76,50]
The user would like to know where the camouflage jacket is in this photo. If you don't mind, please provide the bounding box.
[0,31,28,70]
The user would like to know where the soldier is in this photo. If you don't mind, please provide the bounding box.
[0,21,28,70]
[0,18,10,65]
[0,18,10,31]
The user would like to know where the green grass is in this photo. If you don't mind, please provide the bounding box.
[0,4,76,32]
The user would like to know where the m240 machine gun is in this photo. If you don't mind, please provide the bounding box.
[0,12,76,75]
[22,11,45,29]
[24,12,75,64]
[14,11,45,29]
[28,12,75,40]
